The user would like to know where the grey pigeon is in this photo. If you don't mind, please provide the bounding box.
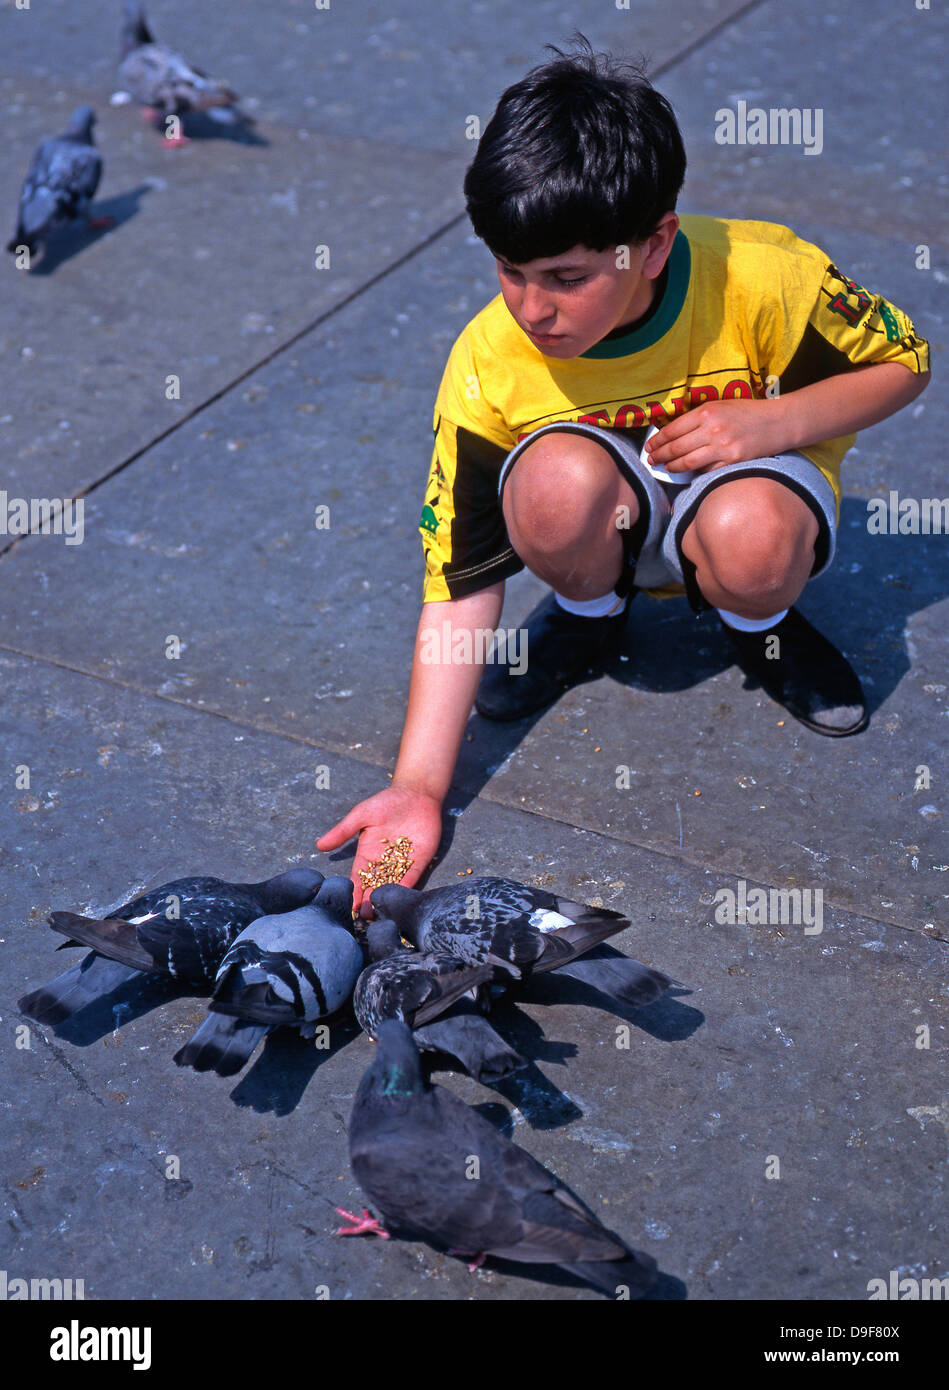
[6,107,105,257]
[118,0,249,137]
[353,920,525,1084]
[174,876,362,1077]
[370,877,634,982]
[339,1020,658,1297]
[18,867,324,1025]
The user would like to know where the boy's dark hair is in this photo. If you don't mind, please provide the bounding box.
[464,37,686,263]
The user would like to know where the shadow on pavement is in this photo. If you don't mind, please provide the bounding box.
[27,182,154,275]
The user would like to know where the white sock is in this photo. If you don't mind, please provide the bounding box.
[555,589,626,618]
[718,607,789,633]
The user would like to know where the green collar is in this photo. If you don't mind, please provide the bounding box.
[581,229,691,359]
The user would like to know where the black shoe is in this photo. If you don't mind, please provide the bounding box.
[720,607,867,736]
[475,592,633,722]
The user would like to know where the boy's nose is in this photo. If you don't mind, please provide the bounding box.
[521,284,555,329]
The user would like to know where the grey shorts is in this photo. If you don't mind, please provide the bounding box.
[497,421,837,608]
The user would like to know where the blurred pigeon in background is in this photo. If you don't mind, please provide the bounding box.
[117,0,252,143]
[354,920,524,1084]
[6,107,109,259]
[18,867,324,1025]
[371,877,633,982]
[174,876,362,1077]
[339,1020,658,1297]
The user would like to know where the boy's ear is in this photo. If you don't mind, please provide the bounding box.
[642,212,679,278]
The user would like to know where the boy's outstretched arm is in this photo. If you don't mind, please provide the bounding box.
[317,581,505,913]
[646,360,930,474]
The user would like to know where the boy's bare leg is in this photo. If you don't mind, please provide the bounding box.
[475,434,639,721]
[681,476,866,735]
[501,432,640,600]
[679,476,817,616]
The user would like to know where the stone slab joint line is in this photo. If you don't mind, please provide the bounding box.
[0,210,468,559]
[0,633,940,948]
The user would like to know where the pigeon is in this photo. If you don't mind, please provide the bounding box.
[18,867,325,1025]
[174,876,362,1077]
[370,877,635,983]
[353,920,525,1084]
[118,0,250,141]
[548,945,673,1007]
[339,1020,658,1297]
[6,107,108,258]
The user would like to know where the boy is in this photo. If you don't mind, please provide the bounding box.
[319,44,930,910]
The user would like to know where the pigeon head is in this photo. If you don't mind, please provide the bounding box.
[366,919,402,962]
[260,867,325,912]
[369,884,420,936]
[121,0,153,57]
[313,875,355,923]
[367,1019,424,1101]
[66,107,97,142]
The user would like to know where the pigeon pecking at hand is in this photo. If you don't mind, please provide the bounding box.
[353,920,525,1085]
[18,867,325,1025]
[117,0,251,144]
[371,877,635,982]
[6,106,109,259]
[174,876,363,1077]
[338,1019,659,1298]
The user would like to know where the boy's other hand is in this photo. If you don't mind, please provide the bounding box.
[316,785,443,916]
[645,399,783,474]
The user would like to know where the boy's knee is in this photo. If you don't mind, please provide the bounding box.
[685,481,817,600]
[503,433,636,551]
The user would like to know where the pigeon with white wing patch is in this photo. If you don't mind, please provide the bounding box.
[370,877,632,983]
[18,867,324,1025]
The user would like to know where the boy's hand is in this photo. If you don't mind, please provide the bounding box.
[645,399,783,474]
[316,785,443,916]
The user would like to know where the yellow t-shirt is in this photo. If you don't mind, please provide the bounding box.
[420,215,929,602]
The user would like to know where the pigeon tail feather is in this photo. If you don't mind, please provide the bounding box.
[553,956,673,1006]
[47,911,159,973]
[173,1013,269,1076]
[413,1013,526,1084]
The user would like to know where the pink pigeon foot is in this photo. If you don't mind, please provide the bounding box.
[335,1207,390,1239]
[87,216,116,231]
[448,1247,487,1272]
[161,134,191,148]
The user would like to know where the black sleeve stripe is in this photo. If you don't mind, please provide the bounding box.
[443,426,522,598]
[779,320,863,395]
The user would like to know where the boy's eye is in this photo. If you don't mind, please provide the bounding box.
[554,275,587,288]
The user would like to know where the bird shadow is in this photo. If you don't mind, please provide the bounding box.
[517,973,704,1043]
[26,183,153,275]
[24,970,190,1045]
[228,1015,361,1115]
[150,111,269,146]
[481,1253,687,1300]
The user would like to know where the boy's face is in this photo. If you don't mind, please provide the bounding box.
[494,214,679,359]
